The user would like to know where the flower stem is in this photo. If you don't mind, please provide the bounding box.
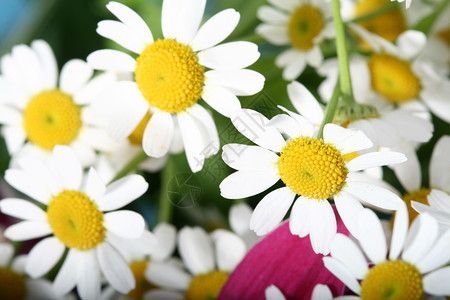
[109,150,148,184]
[158,158,174,223]
[413,0,450,34]
[317,82,341,140]
[331,0,354,104]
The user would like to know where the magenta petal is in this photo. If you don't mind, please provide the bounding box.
[218,206,349,300]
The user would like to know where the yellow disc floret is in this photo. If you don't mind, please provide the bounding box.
[278,137,348,199]
[402,188,431,225]
[0,267,26,300]
[438,26,450,48]
[185,270,229,300]
[127,260,155,300]
[47,190,106,250]
[135,39,205,113]
[354,0,406,48]
[128,112,152,145]
[23,90,82,150]
[368,53,421,103]
[361,260,423,300]
[288,5,324,50]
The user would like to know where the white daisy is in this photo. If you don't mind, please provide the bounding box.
[323,204,450,299]
[220,108,407,254]
[256,0,334,80]
[145,226,247,300]
[0,242,74,300]
[346,25,450,123]
[87,1,264,172]
[0,145,150,300]
[0,40,119,167]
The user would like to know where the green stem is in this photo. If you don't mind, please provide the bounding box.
[317,83,341,140]
[413,0,450,35]
[109,150,148,184]
[347,2,397,24]
[158,158,174,223]
[331,0,354,104]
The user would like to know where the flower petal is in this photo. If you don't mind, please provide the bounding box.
[178,227,214,275]
[4,221,52,241]
[430,136,450,191]
[322,257,361,295]
[60,59,93,95]
[87,49,136,72]
[96,20,148,54]
[104,210,145,239]
[397,30,426,60]
[219,170,279,199]
[202,85,241,118]
[0,198,47,221]
[198,42,260,70]
[309,199,337,255]
[0,244,14,266]
[52,145,82,190]
[356,208,387,264]
[257,5,288,25]
[31,40,57,90]
[205,69,264,96]
[423,266,450,296]
[417,228,450,273]
[173,0,206,44]
[144,289,184,300]
[265,285,286,300]
[145,262,191,291]
[346,152,407,172]
[211,229,246,272]
[53,249,79,295]
[345,182,401,211]
[4,169,51,204]
[150,223,177,261]
[289,196,314,238]
[177,111,207,172]
[83,167,106,201]
[311,284,332,300]
[142,111,174,158]
[287,81,324,125]
[389,201,409,260]
[323,124,373,154]
[330,234,368,279]
[221,144,279,171]
[256,24,290,45]
[333,192,364,239]
[26,237,65,278]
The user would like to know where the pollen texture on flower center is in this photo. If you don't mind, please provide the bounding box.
[360,260,423,300]
[0,267,26,300]
[288,4,324,50]
[368,53,421,103]
[23,90,82,150]
[135,39,205,113]
[47,190,106,250]
[278,137,348,199]
[185,270,229,300]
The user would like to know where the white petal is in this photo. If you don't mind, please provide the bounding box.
[423,267,450,296]
[178,227,214,275]
[187,104,219,158]
[106,1,153,44]
[417,228,450,273]
[104,210,145,239]
[173,0,206,44]
[289,196,313,237]
[11,44,43,95]
[428,189,450,213]
[411,201,450,225]
[145,262,191,290]
[0,106,21,125]
[74,72,116,105]
[84,167,106,201]
[229,203,253,236]
[26,237,65,278]
[330,234,368,279]
[281,54,306,80]
[231,109,286,152]
[87,49,136,72]
[202,85,241,118]
[0,244,14,266]
[53,249,79,295]
[0,198,47,221]
[322,257,361,295]
[250,187,295,236]
[2,126,26,154]
[31,40,58,90]
[161,0,179,39]
[267,114,303,139]
[268,0,300,11]
[333,192,364,238]
[257,5,288,24]
[52,145,82,190]
[346,182,402,211]
[204,69,264,96]
[397,30,427,60]
[25,279,61,300]
[96,20,148,54]
[356,208,387,264]
[142,112,174,158]
[97,242,135,293]
[287,81,324,125]
[59,59,93,95]
[219,170,279,199]
[389,201,409,260]
[191,9,240,51]
[347,152,407,172]
[4,169,51,203]
[323,124,373,154]
[144,289,184,300]
[392,144,421,192]
[309,199,337,255]
[211,230,246,272]
[77,251,101,300]
[177,112,207,172]
[198,42,260,70]
[421,82,450,123]
[4,221,52,241]
[150,223,177,261]
[430,136,450,191]
[402,213,439,265]
[256,24,290,45]
[265,285,286,300]
[311,284,333,300]
[277,106,315,137]
[305,46,323,68]
[221,143,279,171]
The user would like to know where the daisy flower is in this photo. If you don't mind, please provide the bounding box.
[0,242,73,300]
[220,108,406,254]
[0,40,118,167]
[0,145,150,299]
[256,0,334,80]
[145,226,247,300]
[323,204,450,299]
[347,25,450,123]
[87,1,264,172]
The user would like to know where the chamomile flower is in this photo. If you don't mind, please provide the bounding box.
[145,226,247,300]
[348,26,450,123]
[0,40,118,167]
[0,242,73,300]
[323,205,450,299]
[87,1,264,172]
[220,109,406,254]
[256,0,334,80]
[0,145,150,300]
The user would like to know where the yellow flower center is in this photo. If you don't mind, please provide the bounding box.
[185,270,229,300]
[368,53,421,103]
[402,188,430,225]
[127,260,155,300]
[128,112,152,145]
[0,267,26,300]
[288,4,324,50]
[47,190,106,250]
[278,137,348,199]
[361,260,423,300]
[23,90,82,150]
[354,0,406,49]
[135,39,205,113]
